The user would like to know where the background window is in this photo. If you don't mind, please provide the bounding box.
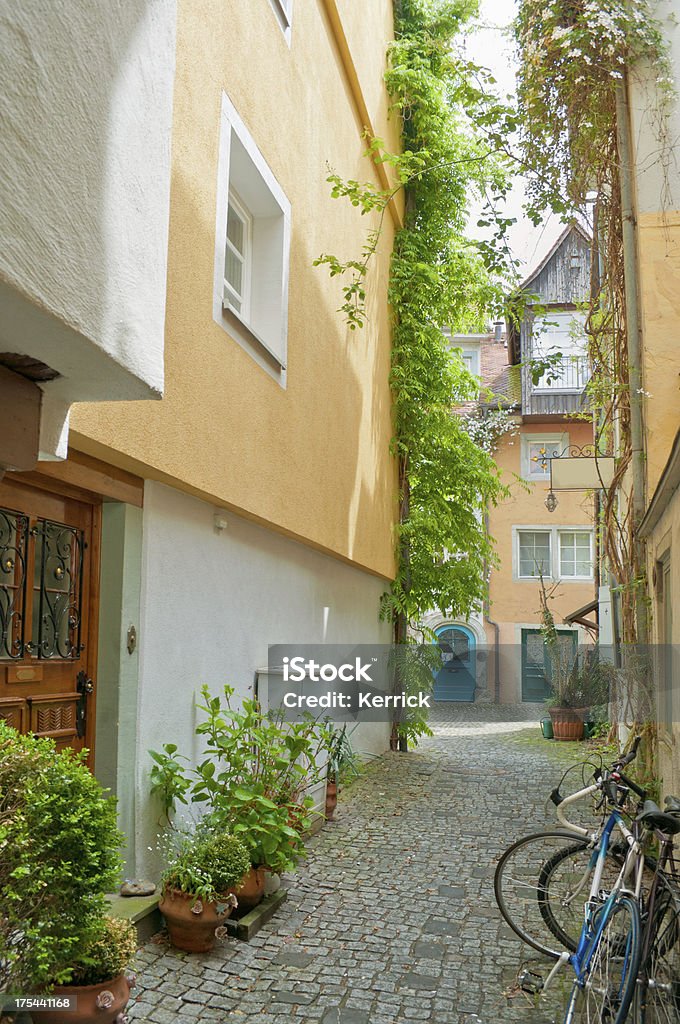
[521,433,567,480]
[519,531,551,577]
[559,531,592,578]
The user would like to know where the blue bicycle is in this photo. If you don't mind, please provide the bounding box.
[495,737,672,1023]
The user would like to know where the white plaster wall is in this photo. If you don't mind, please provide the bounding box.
[629,0,680,213]
[0,0,175,400]
[134,482,392,874]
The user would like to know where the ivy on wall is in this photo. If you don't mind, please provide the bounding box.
[317,0,516,634]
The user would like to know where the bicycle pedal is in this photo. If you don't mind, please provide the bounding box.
[518,969,544,994]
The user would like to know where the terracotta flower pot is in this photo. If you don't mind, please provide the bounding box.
[548,706,587,741]
[231,866,265,911]
[325,780,338,820]
[159,888,236,953]
[39,974,130,1024]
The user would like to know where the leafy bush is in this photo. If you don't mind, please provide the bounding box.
[161,828,250,901]
[150,685,323,874]
[0,723,123,991]
[68,917,137,986]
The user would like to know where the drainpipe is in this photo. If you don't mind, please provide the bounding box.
[483,512,500,704]
[615,78,648,644]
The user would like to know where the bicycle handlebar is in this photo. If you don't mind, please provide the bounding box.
[617,735,642,768]
[549,739,646,834]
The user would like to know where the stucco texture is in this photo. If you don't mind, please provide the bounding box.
[71,0,398,580]
[0,0,174,400]
[637,213,680,498]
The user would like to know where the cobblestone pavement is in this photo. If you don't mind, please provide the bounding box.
[129,704,582,1023]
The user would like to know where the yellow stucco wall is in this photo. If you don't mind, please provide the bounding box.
[70,0,398,580]
[646,494,680,795]
[638,213,680,498]
[487,420,597,702]
[637,212,680,790]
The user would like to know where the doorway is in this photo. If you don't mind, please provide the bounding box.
[433,624,477,701]
[0,476,100,763]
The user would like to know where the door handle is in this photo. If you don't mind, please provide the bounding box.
[76,670,94,738]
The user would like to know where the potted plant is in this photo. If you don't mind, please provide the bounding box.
[538,578,609,740]
[150,685,323,911]
[40,917,137,1024]
[159,829,250,952]
[320,723,360,820]
[0,723,124,998]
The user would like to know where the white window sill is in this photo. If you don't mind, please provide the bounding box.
[222,303,286,370]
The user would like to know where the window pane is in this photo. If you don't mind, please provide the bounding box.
[519,532,551,576]
[559,531,591,577]
[227,203,245,255]
[528,443,550,477]
[225,246,243,297]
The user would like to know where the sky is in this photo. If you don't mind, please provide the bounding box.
[463,0,564,282]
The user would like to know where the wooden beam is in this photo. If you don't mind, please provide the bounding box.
[22,450,144,507]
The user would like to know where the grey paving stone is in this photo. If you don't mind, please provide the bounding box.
[321,1010,371,1024]
[438,884,465,898]
[421,916,461,936]
[273,950,315,967]
[412,939,447,960]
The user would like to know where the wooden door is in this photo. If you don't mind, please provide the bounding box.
[0,476,100,763]
[521,628,577,702]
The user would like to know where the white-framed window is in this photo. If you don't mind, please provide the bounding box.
[268,0,293,42]
[531,311,589,392]
[514,526,594,580]
[460,346,481,378]
[224,193,252,317]
[558,531,593,579]
[520,432,568,480]
[518,531,551,578]
[213,92,291,382]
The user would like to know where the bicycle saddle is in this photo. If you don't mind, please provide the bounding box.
[637,798,680,835]
[664,794,680,813]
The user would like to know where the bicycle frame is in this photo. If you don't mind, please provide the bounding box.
[542,783,644,992]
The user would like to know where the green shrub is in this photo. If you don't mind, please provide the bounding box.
[68,917,137,986]
[0,723,123,991]
[161,829,250,901]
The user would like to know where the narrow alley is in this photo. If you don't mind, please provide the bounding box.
[129,707,574,1024]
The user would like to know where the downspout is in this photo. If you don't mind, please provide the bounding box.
[615,78,648,644]
[483,511,500,704]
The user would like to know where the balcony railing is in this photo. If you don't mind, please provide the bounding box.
[532,355,590,393]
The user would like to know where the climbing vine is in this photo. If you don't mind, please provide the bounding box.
[316,0,517,641]
[515,0,671,754]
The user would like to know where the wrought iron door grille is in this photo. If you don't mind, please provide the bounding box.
[0,509,29,659]
[32,519,84,660]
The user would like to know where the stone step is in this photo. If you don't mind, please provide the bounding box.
[106,892,162,944]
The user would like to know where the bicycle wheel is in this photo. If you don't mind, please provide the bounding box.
[495,831,626,960]
[635,882,680,1023]
[564,894,641,1024]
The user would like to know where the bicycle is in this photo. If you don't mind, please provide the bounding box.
[495,739,650,961]
[632,796,680,1023]
[495,738,680,1023]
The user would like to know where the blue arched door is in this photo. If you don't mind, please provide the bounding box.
[433,624,477,702]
